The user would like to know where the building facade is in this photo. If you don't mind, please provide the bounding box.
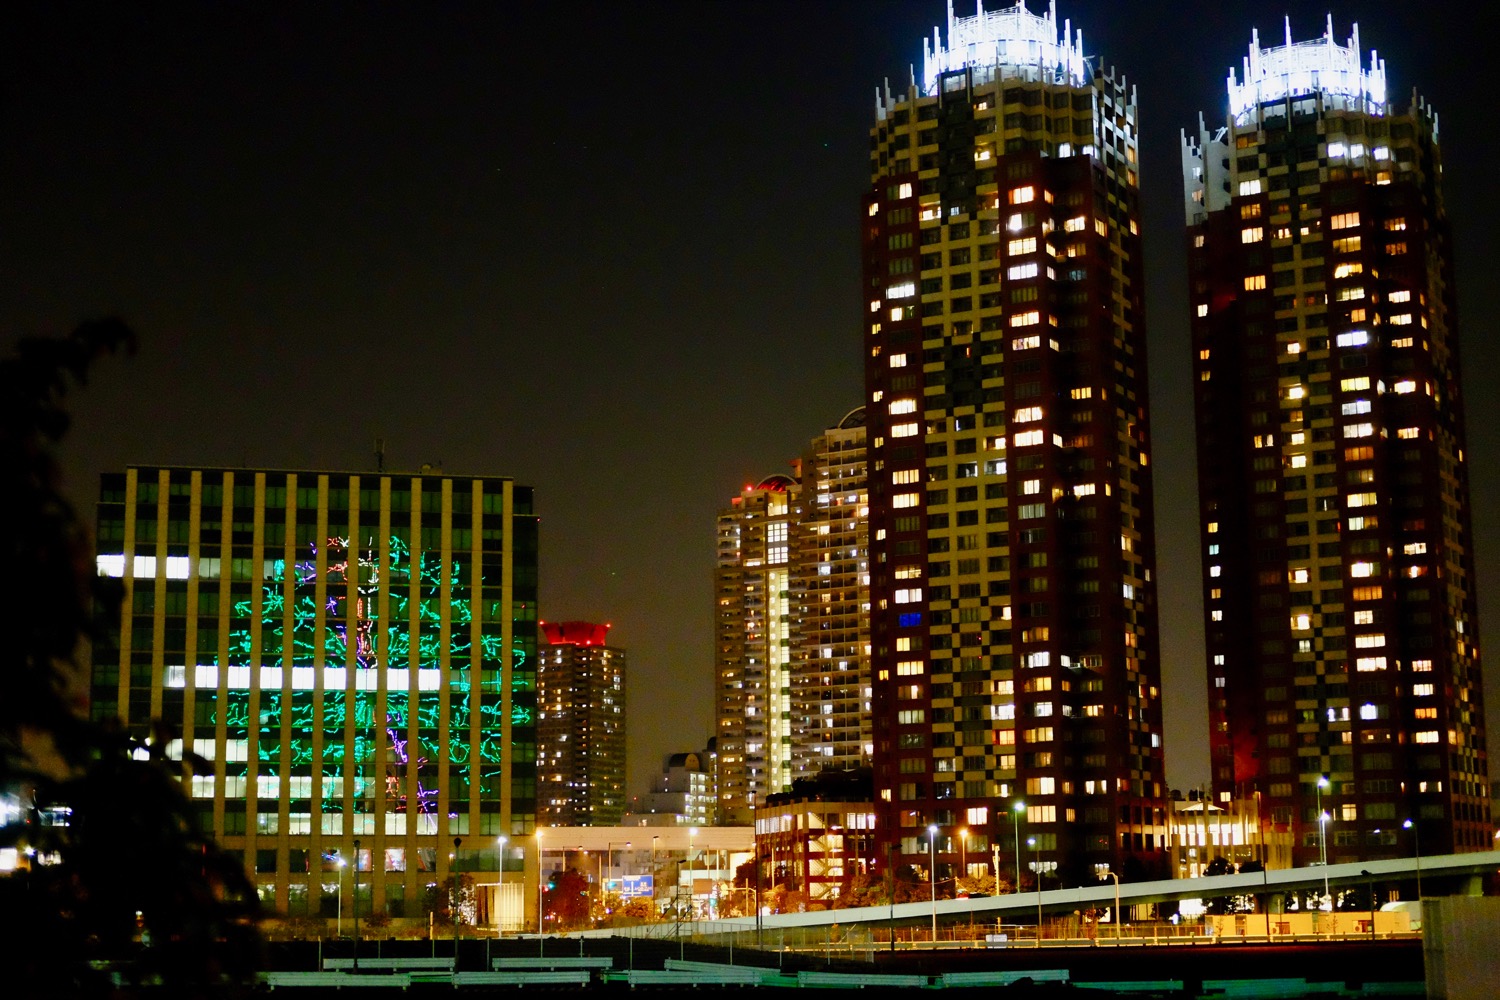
[714,475,799,824]
[92,466,538,920]
[537,621,626,826]
[790,408,872,780]
[622,750,715,828]
[1183,20,1490,864]
[862,2,1168,889]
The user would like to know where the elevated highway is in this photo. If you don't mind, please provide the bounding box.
[601,848,1500,935]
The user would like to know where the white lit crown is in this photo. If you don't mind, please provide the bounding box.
[1227,15,1387,123]
[922,1,1088,96]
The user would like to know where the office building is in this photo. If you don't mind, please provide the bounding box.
[862,1,1168,888]
[537,620,626,826]
[92,466,538,921]
[1183,19,1490,863]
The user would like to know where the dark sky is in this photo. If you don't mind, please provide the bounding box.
[4,2,1493,799]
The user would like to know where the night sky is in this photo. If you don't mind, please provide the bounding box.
[4,2,1493,799]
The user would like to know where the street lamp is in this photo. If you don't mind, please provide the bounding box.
[496,836,509,935]
[1315,776,1330,908]
[352,838,361,971]
[536,829,545,936]
[1028,837,1040,947]
[1100,866,1120,936]
[1012,801,1025,894]
[928,824,939,944]
[336,855,346,937]
[1403,819,1422,899]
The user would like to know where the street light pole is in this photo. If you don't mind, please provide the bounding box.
[1315,775,1330,907]
[1029,837,1040,947]
[352,838,361,972]
[1012,801,1025,893]
[496,836,508,935]
[336,855,346,938]
[1404,819,1422,899]
[928,824,939,944]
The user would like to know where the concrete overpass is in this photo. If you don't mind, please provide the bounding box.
[605,848,1500,935]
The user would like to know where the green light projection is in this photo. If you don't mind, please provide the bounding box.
[215,535,532,816]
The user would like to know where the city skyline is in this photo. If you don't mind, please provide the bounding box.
[3,2,1494,798]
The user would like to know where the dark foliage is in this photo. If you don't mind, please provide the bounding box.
[0,322,263,996]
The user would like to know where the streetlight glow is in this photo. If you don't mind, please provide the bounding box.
[1011,800,1025,894]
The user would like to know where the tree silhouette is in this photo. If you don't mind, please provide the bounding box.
[0,322,263,995]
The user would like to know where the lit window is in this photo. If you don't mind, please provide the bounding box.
[889,353,908,368]
[892,492,920,508]
[1197,303,1208,317]
[1336,331,1369,347]
[1389,314,1412,325]
[1014,406,1043,423]
[1389,290,1411,303]
[1330,212,1360,230]
[1393,380,1416,394]
[887,282,915,299]
[1010,311,1040,327]
[1242,227,1264,243]
[1350,561,1376,577]
[1244,275,1267,290]
[1064,216,1086,232]
[1008,263,1039,280]
[1396,427,1420,439]
[1340,377,1371,391]
[1238,179,1262,196]
[889,398,917,414]
[1013,430,1044,447]
[1009,185,1035,204]
[1011,335,1041,350]
[891,422,919,438]
[1008,237,1038,255]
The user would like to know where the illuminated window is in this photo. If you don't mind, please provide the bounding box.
[892,468,920,485]
[1010,311,1040,327]
[894,588,922,604]
[889,354,908,368]
[1393,380,1416,394]
[1350,561,1376,577]
[1009,185,1035,204]
[1238,179,1262,196]
[1343,424,1374,439]
[1008,263,1039,280]
[1330,212,1360,230]
[1242,227,1263,243]
[1244,275,1267,290]
[1013,429,1044,447]
[887,282,915,299]
[896,660,924,675]
[1197,303,1208,317]
[1011,335,1041,350]
[1389,290,1411,303]
[1341,399,1371,416]
[1014,406,1043,423]
[1341,377,1371,391]
[1021,479,1042,495]
[1389,314,1413,325]
[891,422,919,438]
[889,398,917,414]
[1336,331,1369,347]
[1335,287,1366,301]
[1396,427,1420,439]
[892,492,920,508]
[1008,237,1038,255]
[1064,216,1086,232]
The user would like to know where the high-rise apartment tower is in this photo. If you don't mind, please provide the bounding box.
[715,410,872,824]
[92,466,538,918]
[537,621,627,826]
[790,408,872,781]
[1183,19,1490,863]
[863,2,1167,887]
